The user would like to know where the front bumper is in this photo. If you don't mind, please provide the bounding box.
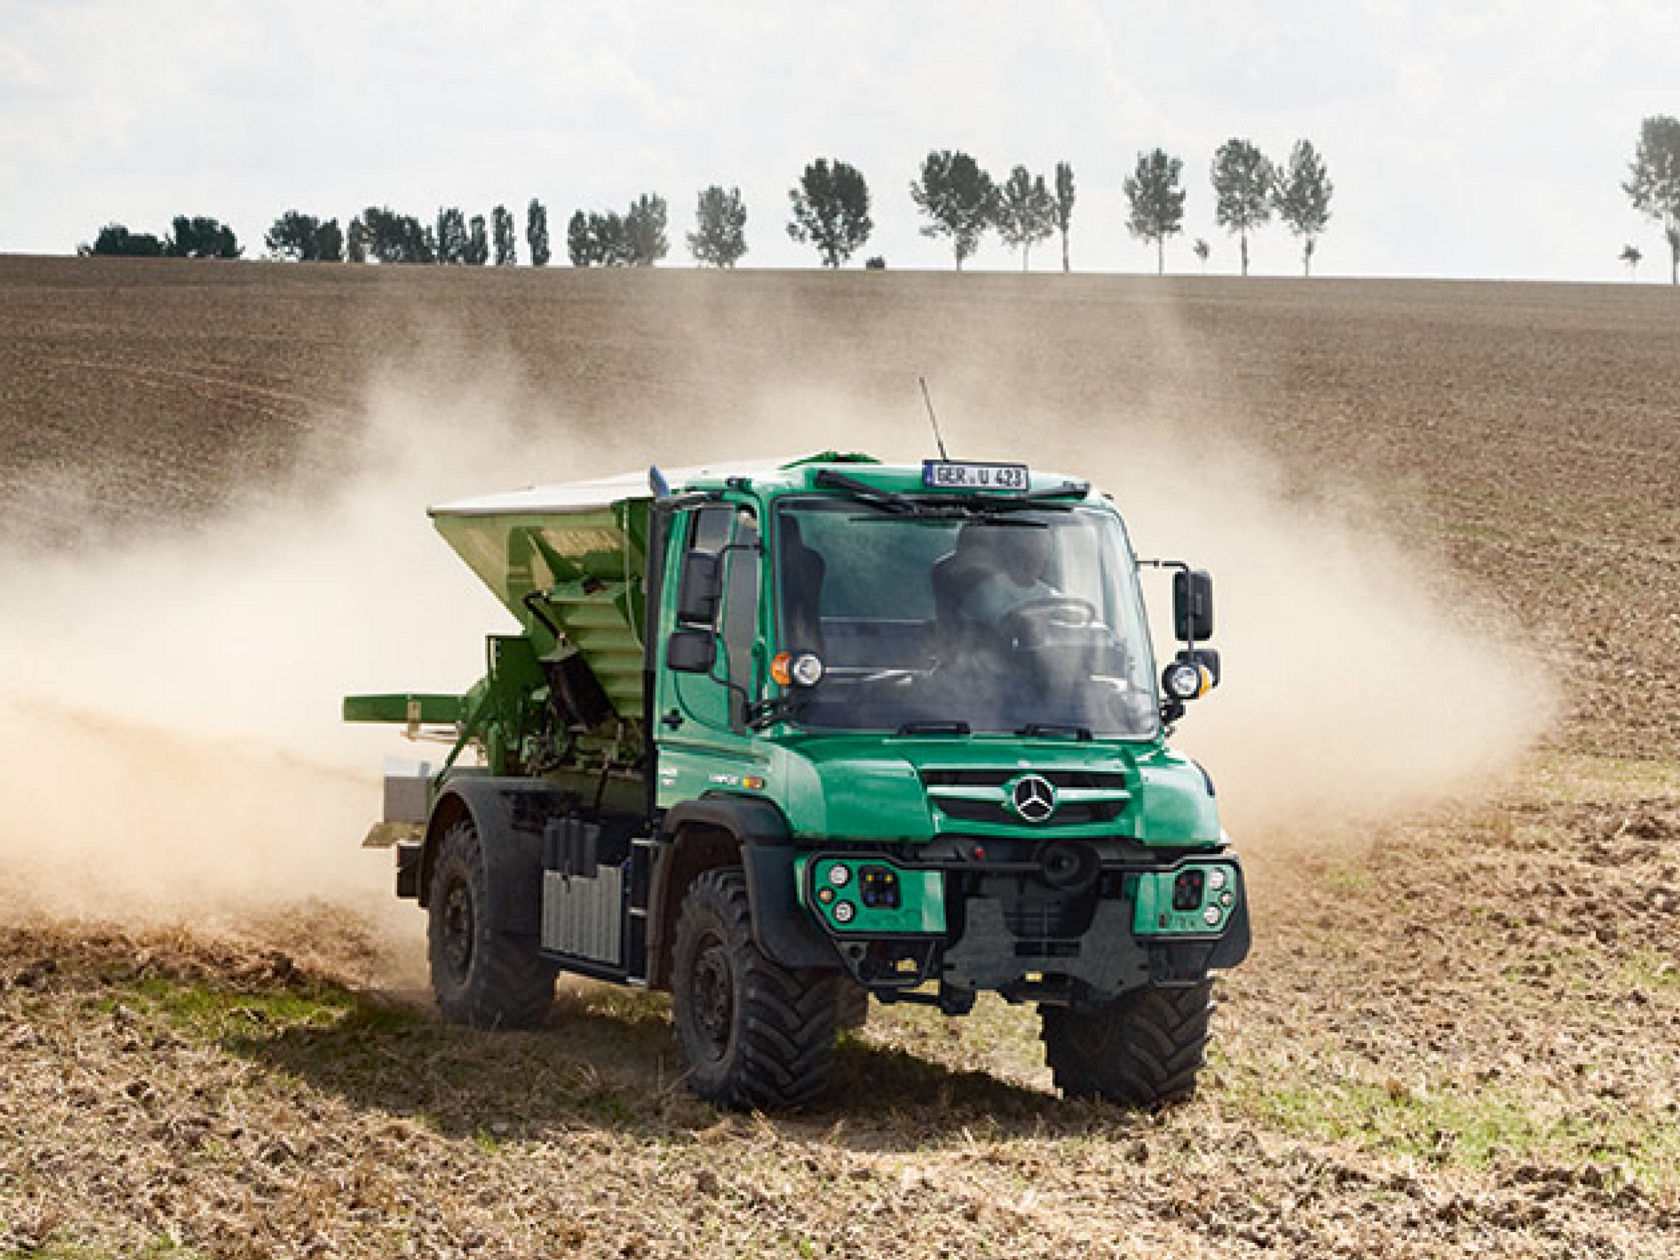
[794,843,1251,1009]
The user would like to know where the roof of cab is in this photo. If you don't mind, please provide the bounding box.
[428,452,880,517]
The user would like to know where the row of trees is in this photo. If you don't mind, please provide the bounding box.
[1124,139,1333,277]
[263,200,550,265]
[81,216,242,258]
[81,141,1336,275]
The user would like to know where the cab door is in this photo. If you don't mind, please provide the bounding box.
[654,502,767,800]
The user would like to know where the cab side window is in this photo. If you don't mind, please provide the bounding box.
[721,512,761,701]
[686,504,761,725]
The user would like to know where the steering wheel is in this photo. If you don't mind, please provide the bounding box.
[1000,596,1099,647]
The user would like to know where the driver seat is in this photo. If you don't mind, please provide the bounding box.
[931,524,995,656]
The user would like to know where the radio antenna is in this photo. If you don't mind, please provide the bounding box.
[919,376,951,461]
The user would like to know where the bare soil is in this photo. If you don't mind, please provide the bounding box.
[2,256,1678,1258]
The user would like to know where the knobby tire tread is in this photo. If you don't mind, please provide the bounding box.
[1041,981,1214,1107]
[428,819,557,1031]
[673,867,844,1110]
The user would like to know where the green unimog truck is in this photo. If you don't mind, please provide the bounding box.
[346,452,1248,1109]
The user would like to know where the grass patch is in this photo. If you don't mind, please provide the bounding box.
[1227,1070,1680,1191]
[1526,754,1680,804]
[1617,949,1680,995]
[113,979,358,1038]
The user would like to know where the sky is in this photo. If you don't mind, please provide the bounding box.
[1,0,1676,280]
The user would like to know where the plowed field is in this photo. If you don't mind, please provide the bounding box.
[1,256,1677,1258]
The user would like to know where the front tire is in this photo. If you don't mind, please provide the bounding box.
[1041,982,1213,1107]
[427,818,557,1029]
[671,868,844,1109]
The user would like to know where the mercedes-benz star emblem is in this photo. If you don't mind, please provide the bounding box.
[1010,774,1058,824]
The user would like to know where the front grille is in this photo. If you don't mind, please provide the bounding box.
[935,798,1124,825]
[920,768,1128,790]
[920,766,1129,827]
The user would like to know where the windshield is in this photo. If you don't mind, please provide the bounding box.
[774,498,1159,738]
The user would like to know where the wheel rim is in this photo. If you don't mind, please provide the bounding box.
[689,928,734,1063]
[440,876,475,984]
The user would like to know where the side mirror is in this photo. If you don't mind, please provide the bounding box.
[666,627,716,674]
[1173,569,1214,642]
[676,549,721,625]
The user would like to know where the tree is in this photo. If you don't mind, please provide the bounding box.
[435,208,469,264]
[568,210,624,266]
[911,150,997,269]
[266,211,342,262]
[1211,138,1275,276]
[1123,149,1187,275]
[267,211,327,260]
[346,216,368,263]
[313,219,344,263]
[688,185,749,267]
[493,204,517,265]
[787,158,872,267]
[1625,115,1680,285]
[83,223,165,257]
[567,211,591,266]
[1621,244,1643,278]
[994,166,1056,271]
[1193,238,1211,272]
[1273,139,1333,277]
[527,199,551,266]
[165,216,241,259]
[465,215,489,265]
[358,207,434,263]
[1053,161,1076,272]
[624,194,668,265]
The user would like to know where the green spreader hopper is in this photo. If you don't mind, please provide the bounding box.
[428,471,655,718]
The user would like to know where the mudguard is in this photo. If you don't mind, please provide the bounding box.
[659,795,837,971]
[421,777,555,938]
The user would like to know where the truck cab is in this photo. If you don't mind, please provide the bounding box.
[346,453,1248,1109]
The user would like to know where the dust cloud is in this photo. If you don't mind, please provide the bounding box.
[0,356,612,947]
[0,286,1555,947]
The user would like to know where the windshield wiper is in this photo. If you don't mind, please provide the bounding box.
[897,720,971,736]
[813,469,921,515]
[1018,723,1093,741]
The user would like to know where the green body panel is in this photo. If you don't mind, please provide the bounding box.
[655,736,1218,847]
[795,855,948,934]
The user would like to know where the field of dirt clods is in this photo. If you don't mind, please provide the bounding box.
[1,256,1678,1258]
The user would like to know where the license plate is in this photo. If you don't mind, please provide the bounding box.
[922,460,1029,491]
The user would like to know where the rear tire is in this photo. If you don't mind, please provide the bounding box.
[427,818,557,1029]
[1041,982,1213,1107]
[671,868,844,1109]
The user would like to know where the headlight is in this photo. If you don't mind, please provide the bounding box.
[1162,660,1203,700]
[772,650,825,688]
